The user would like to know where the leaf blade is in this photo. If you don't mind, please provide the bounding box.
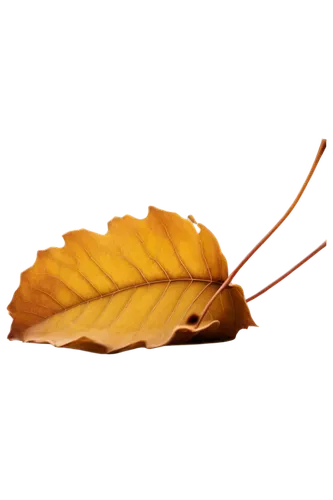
[8,207,255,353]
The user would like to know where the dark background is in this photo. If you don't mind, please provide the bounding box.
[1,92,333,359]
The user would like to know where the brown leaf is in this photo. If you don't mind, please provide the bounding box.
[7,207,256,354]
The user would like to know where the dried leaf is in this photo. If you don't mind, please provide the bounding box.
[7,207,256,353]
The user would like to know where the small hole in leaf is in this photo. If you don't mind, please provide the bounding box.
[186,314,199,325]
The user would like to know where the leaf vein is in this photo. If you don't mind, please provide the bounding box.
[107,289,137,329]
[135,232,170,280]
[219,293,225,314]
[181,283,212,321]
[199,238,212,281]
[21,310,48,319]
[48,253,103,296]
[34,273,85,300]
[30,287,66,309]
[79,242,119,290]
[17,299,56,312]
[162,222,193,279]
[165,281,192,325]
[28,279,224,323]
[69,306,87,326]
[116,247,149,283]
[97,296,114,324]
[139,282,171,330]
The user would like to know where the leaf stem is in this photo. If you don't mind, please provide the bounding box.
[196,139,327,328]
[246,240,327,302]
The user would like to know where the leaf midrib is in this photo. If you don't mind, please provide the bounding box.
[35,277,224,319]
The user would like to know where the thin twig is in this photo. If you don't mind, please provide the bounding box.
[196,139,327,328]
[246,238,330,304]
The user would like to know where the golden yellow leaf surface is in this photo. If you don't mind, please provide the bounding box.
[8,207,256,354]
